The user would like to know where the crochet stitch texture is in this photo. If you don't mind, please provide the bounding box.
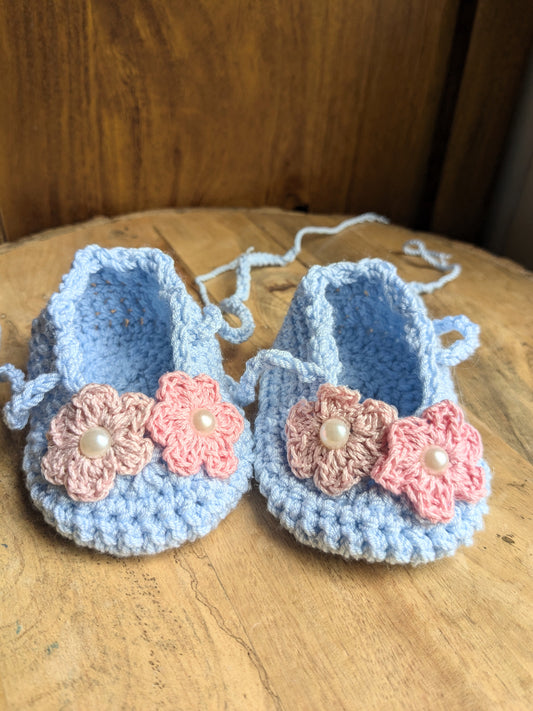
[147,371,244,478]
[285,384,397,496]
[372,399,486,523]
[42,383,154,502]
[0,245,253,556]
[253,258,491,564]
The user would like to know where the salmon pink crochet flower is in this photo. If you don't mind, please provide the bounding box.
[285,384,398,496]
[147,371,244,479]
[42,384,154,502]
[371,400,485,523]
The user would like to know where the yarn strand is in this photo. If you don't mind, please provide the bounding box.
[0,326,60,429]
[0,365,60,429]
[402,239,461,293]
[195,213,388,344]
[196,216,464,343]
[235,349,327,406]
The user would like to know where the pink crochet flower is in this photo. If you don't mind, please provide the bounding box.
[42,384,154,502]
[371,400,485,523]
[147,371,244,479]
[285,384,398,496]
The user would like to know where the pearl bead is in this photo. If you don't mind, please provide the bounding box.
[319,418,350,450]
[79,426,112,459]
[192,408,217,435]
[422,445,449,474]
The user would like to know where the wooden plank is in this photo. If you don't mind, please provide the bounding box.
[0,209,531,710]
[0,1,458,240]
[432,0,533,240]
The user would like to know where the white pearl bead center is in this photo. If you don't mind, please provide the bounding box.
[319,418,350,450]
[192,408,217,435]
[422,445,449,474]
[79,426,113,459]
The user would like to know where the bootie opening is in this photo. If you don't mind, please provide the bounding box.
[326,275,424,415]
[74,267,174,395]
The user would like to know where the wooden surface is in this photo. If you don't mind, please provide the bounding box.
[0,209,531,710]
[2,3,532,246]
[0,0,493,244]
[431,0,533,241]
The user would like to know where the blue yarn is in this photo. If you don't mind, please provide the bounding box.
[195,215,489,563]
[249,256,489,564]
[0,246,253,556]
[195,213,389,344]
[0,364,60,429]
[237,349,326,407]
[196,219,485,565]
[403,239,462,293]
[0,216,490,563]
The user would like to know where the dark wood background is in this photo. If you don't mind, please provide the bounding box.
[0,0,531,243]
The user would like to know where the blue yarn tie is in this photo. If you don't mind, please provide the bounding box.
[236,349,327,406]
[196,215,464,344]
[402,239,461,293]
[433,315,480,365]
[195,214,389,343]
[0,360,60,429]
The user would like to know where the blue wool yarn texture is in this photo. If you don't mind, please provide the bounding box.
[0,246,253,556]
[197,216,491,565]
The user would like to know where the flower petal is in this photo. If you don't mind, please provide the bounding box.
[422,400,465,441]
[452,419,483,463]
[64,452,117,502]
[156,371,196,406]
[355,398,398,433]
[147,400,190,447]
[374,419,429,482]
[286,438,321,480]
[47,402,84,447]
[113,433,154,476]
[72,383,122,429]
[450,461,486,502]
[402,472,456,523]
[316,384,362,419]
[212,401,244,442]
[191,374,221,407]
[285,401,322,480]
[314,448,358,495]
[344,433,381,477]
[41,444,77,486]
[370,440,423,495]
[204,439,239,479]
[161,434,203,477]
[286,399,320,431]
[119,392,154,432]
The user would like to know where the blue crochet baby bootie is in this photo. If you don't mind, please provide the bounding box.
[230,216,490,564]
[0,245,253,556]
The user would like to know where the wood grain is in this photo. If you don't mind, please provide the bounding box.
[0,0,459,241]
[432,0,533,241]
[0,209,531,710]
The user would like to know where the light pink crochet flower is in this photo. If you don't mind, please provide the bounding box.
[42,384,154,502]
[147,371,244,479]
[371,400,485,523]
[285,384,398,496]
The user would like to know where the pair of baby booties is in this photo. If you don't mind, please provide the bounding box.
[0,215,490,564]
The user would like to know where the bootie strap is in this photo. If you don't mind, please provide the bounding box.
[196,215,466,345]
[0,359,60,430]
